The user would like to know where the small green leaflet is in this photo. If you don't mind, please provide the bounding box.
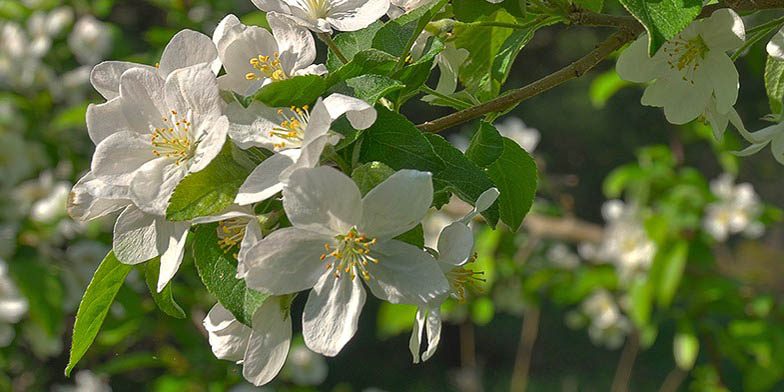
[65,251,133,376]
[618,0,702,56]
[192,223,269,326]
[143,257,186,319]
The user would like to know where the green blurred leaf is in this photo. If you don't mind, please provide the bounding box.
[51,104,88,131]
[618,0,701,56]
[65,251,132,376]
[143,257,186,319]
[674,322,699,370]
[628,277,653,327]
[10,254,63,337]
[589,71,631,108]
[192,223,269,326]
[470,297,495,325]
[764,55,784,114]
[376,302,417,339]
[166,142,253,221]
[650,240,688,308]
[252,75,328,107]
[465,121,503,167]
[485,137,537,231]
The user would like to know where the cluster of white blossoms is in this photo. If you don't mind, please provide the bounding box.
[703,174,764,242]
[68,1,500,386]
[576,289,632,349]
[580,200,656,283]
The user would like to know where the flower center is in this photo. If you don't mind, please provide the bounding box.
[301,0,332,19]
[321,227,378,280]
[446,254,484,303]
[245,53,287,82]
[217,217,249,252]
[662,34,709,85]
[151,110,194,165]
[269,105,310,149]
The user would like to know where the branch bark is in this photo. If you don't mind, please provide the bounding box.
[610,330,640,392]
[509,306,541,392]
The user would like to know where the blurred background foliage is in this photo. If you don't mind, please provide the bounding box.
[1,0,783,391]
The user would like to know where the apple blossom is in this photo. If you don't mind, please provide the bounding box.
[243,166,449,356]
[192,206,263,278]
[616,9,745,125]
[702,174,764,241]
[494,116,540,152]
[215,13,326,96]
[234,93,376,205]
[68,15,111,66]
[250,0,390,33]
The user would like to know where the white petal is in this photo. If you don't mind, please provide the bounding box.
[302,272,366,356]
[191,205,255,224]
[616,36,660,83]
[212,15,241,74]
[364,240,449,306]
[90,61,156,100]
[164,64,224,119]
[158,29,219,78]
[322,93,377,130]
[301,97,332,145]
[190,115,228,173]
[705,105,729,142]
[359,170,432,240]
[238,219,263,279]
[235,151,296,205]
[768,27,784,60]
[91,131,154,186]
[431,45,469,97]
[204,303,251,362]
[86,98,133,145]
[657,77,711,124]
[733,141,769,157]
[704,52,738,114]
[409,307,426,363]
[436,222,473,266]
[67,172,131,221]
[251,0,292,13]
[243,227,332,294]
[699,9,745,52]
[268,12,316,73]
[292,63,328,77]
[113,206,160,264]
[129,157,187,216]
[156,220,190,292]
[220,26,279,95]
[279,135,329,181]
[226,101,281,150]
[243,297,292,386]
[459,187,499,224]
[421,307,442,362]
[118,67,166,130]
[283,167,361,235]
[326,0,390,32]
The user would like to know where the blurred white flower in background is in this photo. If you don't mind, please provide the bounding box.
[0,132,35,192]
[703,174,764,241]
[53,370,112,392]
[494,116,540,153]
[0,259,28,347]
[280,344,328,386]
[592,200,656,282]
[546,243,580,270]
[580,290,631,349]
[68,15,112,66]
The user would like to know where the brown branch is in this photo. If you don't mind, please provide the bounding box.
[509,306,541,392]
[658,368,688,392]
[522,214,604,243]
[416,0,784,134]
[610,330,641,392]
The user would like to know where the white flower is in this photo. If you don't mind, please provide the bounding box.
[243,166,449,356]
[89,28,219,102]
[596,200,656,282]
[616,9,744,125]
[280,344,328,386]
[250,0,390,33]
[419,41,469,101]
[768,26,784,60]
[46,7,74,37]
[581,290,631,350]
[68,15,112,66]
[68,173,191,292]
[214,13,326,96]
[703,174,763,241]
[734,115,784,165]
[234,93,376,205]
[53,370,112,392]
[409,188,498,363]
[89,63,228,215]
[192,205,263,278]
[0,259,28,326]
[546,243,580,270]
[30,181,70,223]
[204,300,292,386]
[494,117,540,152]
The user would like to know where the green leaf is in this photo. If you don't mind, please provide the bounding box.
[65,251,133,376]
[589,70,632,108]
[376,302,417,339]
[358,108,498,224]
[465,121,503,167]
[628,277,653,327]
[143,257,186,319]
[327,49,398,85]
[394,223,425,248]
[9,253,64,337]
[674,321,699,370]
[372,0,439,57]
[650,240,689,308]
[351,161,396,196]
[390,37,444,104]
[192,223,269,326]
[453,9,517,100]
[485,137,537,230]
[491,17,556,91]
[574,0,604,12]
[452,0,504,22]
[764,55,784,114]
[252,75,328,107]
[618,0,702,56]
[328,75,405,105]
[166,142,253,221]
[326,20,385,71]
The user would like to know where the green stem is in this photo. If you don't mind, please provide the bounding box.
[746,15,784,35]
[419,86,472,110]
[732,24,781,61]
[318,32,349,64]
